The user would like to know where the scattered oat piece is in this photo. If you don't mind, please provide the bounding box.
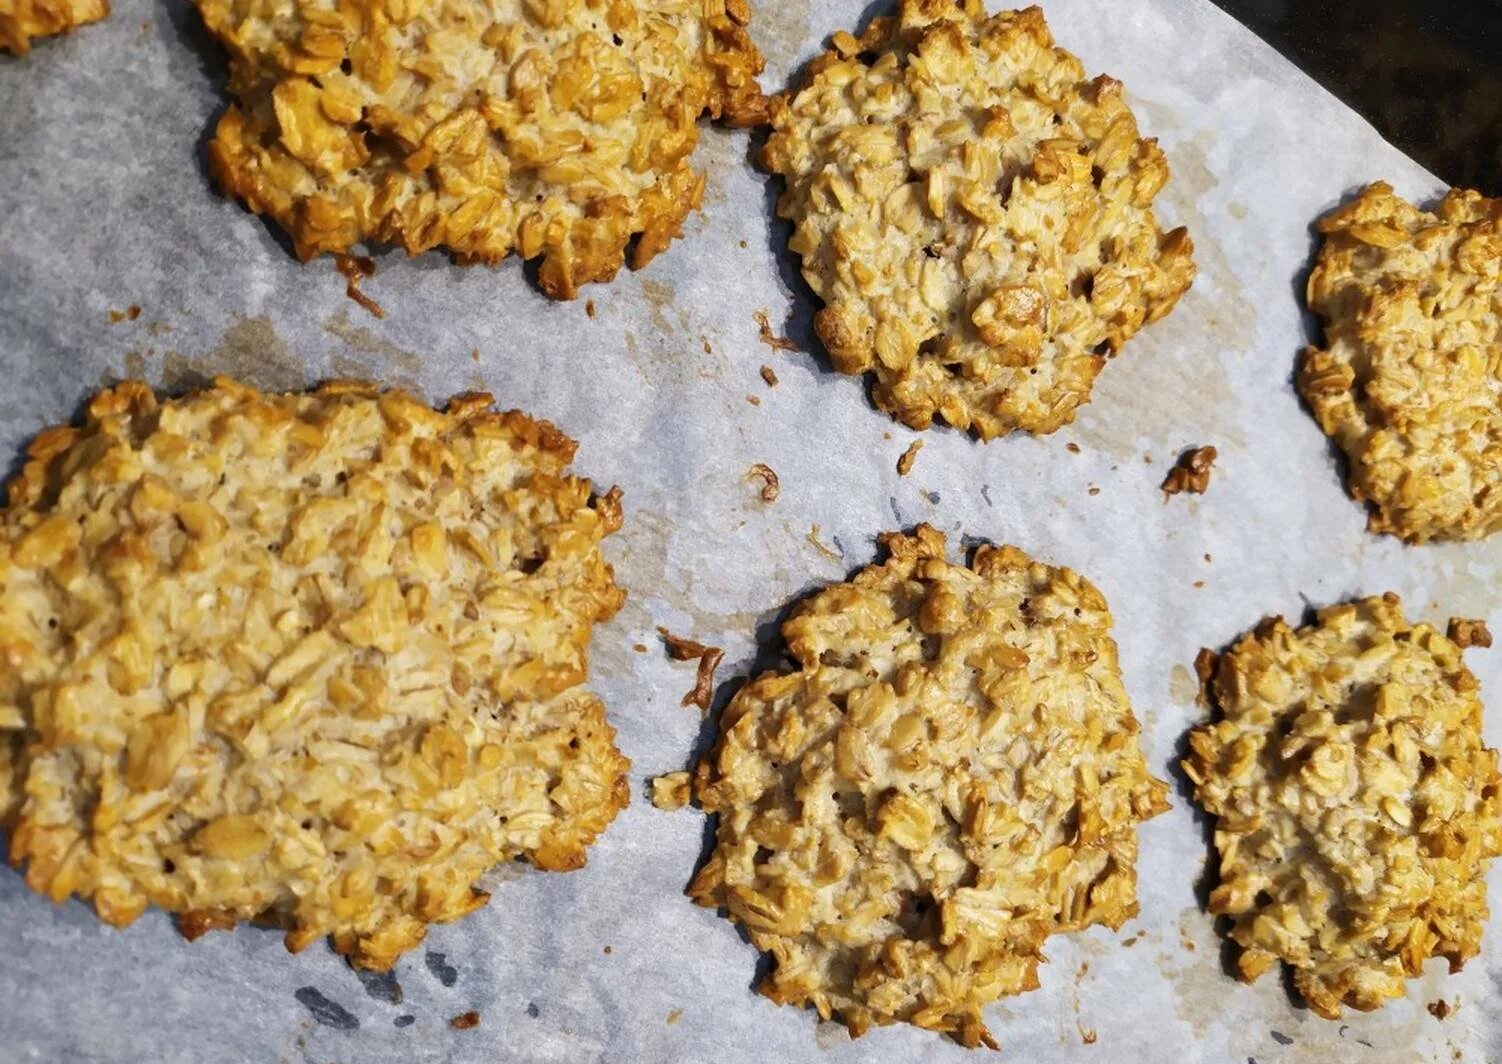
[747,463,779,502]
[760,365,778,387]
[754,310,800,353]
[1066,442,1081,454]
[1163,446,1217,496]
[657,627,724,714]
[0,378,630,970]
[334,254,385,319]
[632,643,648,654]
[1448,618,1493,650]
[1120,935,1139,948]
[896,440,923,477]
[650,772,692,811]
[1088,485,1101,497]
[666,1008,684,1025]
[806,524,841,563]
[450,1011,480,1030]
[1184,594,1502,1018]
[690,525,1167,1048]
[1078,1022,1098,1045]
[1428,999,1453,1021]
[585,300,596,319]
[746,395,760,407]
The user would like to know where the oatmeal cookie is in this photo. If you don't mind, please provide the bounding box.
[0,0,107,56]
[690,524,1169,1047]
[762,2,1194,439]
[1184,595,1502,1017]
[196,0,766,299]
[0,378,629,969]
[1299,182,1502,542]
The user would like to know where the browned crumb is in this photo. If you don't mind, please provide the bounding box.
[658,627,724,714]
[1204,553,1212,563]
[603,945,613,955]
[451,1011,481,1030]
[334,254,384,320]
[108,305,143,324]
[585,300,597,319]
[1448,619,1493,650]
[1163,445,1217,496]
[807,524,841,562]
[1078,1022,1098,1045]
[1193,647,1218,686]
[666,1009,684,1025]
[1066,442,1080,454]
[1144,453,1153,464]
[747,463,779,502]
[896,440,923,477]
[754,310,800,353]
[1120,934,1139,948]
[703,338,714,355]
[739,240,748,249]
[632,643,648,654]
[1088,485,1101,496]
[108,310,124,324]
[760,365,779,387]
[470,349,480,362]
[747,395,761,406]
[1193,580,1205,589]
[178,909,237,941]
[1428,999,1453,1021]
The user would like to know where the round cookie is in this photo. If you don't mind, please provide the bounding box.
[0,0,108,56]
[0,378,629,969]
[1184,595,1502,1018]
[691,525,1169,1048]
[195,0,767,299]
[762,1,1194,439]
[1300,181,1502,542]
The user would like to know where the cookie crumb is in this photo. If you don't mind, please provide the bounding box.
[1078,1022,1097,1045]
[754,310,799,353]
[1163,445,1217,496]
[746,395,760,406]
[1448,618,1492,649]
[896,440,923,477]
[702,335,713,355]
[650,772,692,811]
[334,255,384,319]
[603,945,612,955]
[450,1011,480,1030]
[1428,999,1453,1021]
[666,1008,684,1025]
[760,365,779,387]
[632,643,647,653]
[1066,442,1080,454]
[586,300,596,319]
[747,463,779,502]
[1088,485,1100,496]
[471,349,480,362]
[657,627,724,714]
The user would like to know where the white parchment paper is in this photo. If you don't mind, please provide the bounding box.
[0,1,1496,1061]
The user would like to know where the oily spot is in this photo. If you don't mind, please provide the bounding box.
[151,317,311,394]
[322,309,422,376]
[1169,663,1198,705]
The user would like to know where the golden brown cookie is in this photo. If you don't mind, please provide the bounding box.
[0,378,629,969]
[1300,181,1502,542]
[690,525,1169,1047]
[1184,595,1502,1018]
[0,0,108,56]
[195,0,766,298]
[762,2,1194,439]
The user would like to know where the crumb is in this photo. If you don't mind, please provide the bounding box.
[747,463,779,502]
[334,254,384,319]
[1121,935,1138,948]
[754,310,799,353]
[1088,485,1100,496]
[1143,453,1153,464]
[807,524,841,562]
[1078,1022,1097,1045]
[108,306,142,324]
[586,300,596,319]
[1448,619,1493,649]
[1428,999,1453,1021]
[450,1011,480,1030]
[108,310,124,324]
[1204,553,1212,563]
[747,395,760,406]
[1066,442,1080,454]
[666,1008,683,1025]
[702,336,713,355]
[650,772,692,811]
[632,643,647,653]
[1163,445,1217,496]
[603,945,612,955]
[738,240,748,249]
[760,365,778,387]
[128,304,141,321]
[896,440,923,477]
[657,627,724,714]
[471,349,480,362]
[1193,580,1205,589]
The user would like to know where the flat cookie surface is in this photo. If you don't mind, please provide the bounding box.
[1300,181,1502,542]
[0,0,107,56]
[762,1,1194,439]
[195,0,765,298]
[1184,595,1502,1017]
[691,525,1168,1047]
[0,378,629,969]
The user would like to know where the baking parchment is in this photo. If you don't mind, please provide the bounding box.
[0,1,1497,1061]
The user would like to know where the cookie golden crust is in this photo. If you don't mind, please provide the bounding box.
[0,378,629,970]
[0,0,108,56]
[762,2,1194,439]
[690,525,1169,1048]
[196,0,766,299]
[1184,595,1502,1018]
[1299,182,1502,542]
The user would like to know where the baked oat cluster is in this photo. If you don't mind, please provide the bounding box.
[1184,595,1502,1018]
[195,0,766,298]
[0,0,107,56]
[762,1,1195,439]
[0,378,629,969]
[1299,181,1502,542]
[690,525,1169,1047]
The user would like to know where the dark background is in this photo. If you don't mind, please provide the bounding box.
[1212,0,1502,193]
